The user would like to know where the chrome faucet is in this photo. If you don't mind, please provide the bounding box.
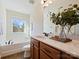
[5,40,14,45]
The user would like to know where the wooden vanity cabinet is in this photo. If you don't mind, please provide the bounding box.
[61,53,74,59]
[40,42,60,59]
[61,52,79,59]
[31,38,60,59]
[30,38,40,59]
[31,38,79,59]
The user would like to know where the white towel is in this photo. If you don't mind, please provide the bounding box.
[23,44,30,58]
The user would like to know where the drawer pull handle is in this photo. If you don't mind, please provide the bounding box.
[44,48,51,54]
[31,44,33,47]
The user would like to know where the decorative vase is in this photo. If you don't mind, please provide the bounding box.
[60,26,66,40]
[59,26,72,43]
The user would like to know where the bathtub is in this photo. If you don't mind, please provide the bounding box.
[0,40,30,58]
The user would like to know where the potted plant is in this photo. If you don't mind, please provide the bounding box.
[50,4,79,42]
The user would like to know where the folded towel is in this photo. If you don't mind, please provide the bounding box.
[23,44,30,58]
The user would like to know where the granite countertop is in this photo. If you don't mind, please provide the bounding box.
[32,36,79,58]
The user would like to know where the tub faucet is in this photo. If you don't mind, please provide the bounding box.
[8,40,11,44]
[5,40,14,45]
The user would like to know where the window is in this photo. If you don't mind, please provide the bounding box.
[12,17,25,32]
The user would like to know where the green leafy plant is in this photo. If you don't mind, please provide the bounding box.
[50,4,79,33]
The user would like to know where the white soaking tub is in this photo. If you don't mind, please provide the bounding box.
[0,40,30,58]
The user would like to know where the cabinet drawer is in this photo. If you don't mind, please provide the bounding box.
[62,53,74,59]
[40,42,60,59]
[40,50,51,59]
[31,38,39,47]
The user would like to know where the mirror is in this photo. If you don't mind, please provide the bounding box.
[43,0,79,39]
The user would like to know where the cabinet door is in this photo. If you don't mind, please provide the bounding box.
[33,45,39,59]
[40,42,60,59]
[30,43,39,59]
[62,53,74,59]
[40,50,51,59]
[30,43,33,59]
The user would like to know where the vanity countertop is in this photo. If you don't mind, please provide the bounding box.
[32,36,79,58]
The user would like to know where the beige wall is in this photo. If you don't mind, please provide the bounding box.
[0,0,33,43]
[0,0,43,43]
[31,0,43,36]
[0,0,6,40]
[6,10,30,43]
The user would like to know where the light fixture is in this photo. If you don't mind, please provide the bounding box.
[41,0,47,4]
[41,0,52,7]
[49,0,52,4]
